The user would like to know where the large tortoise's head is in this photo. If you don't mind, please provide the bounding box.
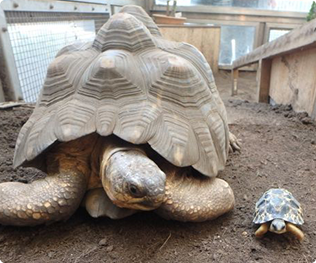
[101,149,166,211]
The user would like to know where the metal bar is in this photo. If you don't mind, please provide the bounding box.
[152,5,307,19]
[0,79,4,102]
[0,6,22,101]
[1,0,109,13]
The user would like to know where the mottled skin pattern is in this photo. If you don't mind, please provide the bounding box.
[102,150,166,211]
[101,144,234,222]
[156,169,235,222]
[0,134,235,225]
[253,189,304,240]
[0,135,95,226]
[0,171,87,226]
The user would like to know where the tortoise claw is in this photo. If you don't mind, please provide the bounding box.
[229,132,241,153]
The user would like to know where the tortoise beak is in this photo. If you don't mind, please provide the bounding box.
[113,191,165,211]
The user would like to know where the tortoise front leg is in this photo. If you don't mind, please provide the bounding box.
[83,188,136,219]
[255,223,269,238]
[0,134,97,226]
[155,168,235,222]
[0,155,88,226]
[286,222,304,241]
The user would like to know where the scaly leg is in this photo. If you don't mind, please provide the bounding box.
[0,168,87,226]
[0,135,96,226]
[255,223,269,238]
[286,222,304,241]
[155,167,235,222]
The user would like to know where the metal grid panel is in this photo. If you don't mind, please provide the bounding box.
[5,11,108,103]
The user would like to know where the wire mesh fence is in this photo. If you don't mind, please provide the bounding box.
[5,11,109,103]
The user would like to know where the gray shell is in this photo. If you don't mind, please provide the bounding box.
[253,188,304,225]
[13,5,229,177]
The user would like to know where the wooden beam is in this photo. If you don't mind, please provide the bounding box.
[159,25,221,73]
[0,7,22,101]
[233,19,316,69]
[0,79,4,102]
[152,5,307,19]
[312,98,316,120]
[257,59,272,103]
[1,0,109,13]
[231,69,239,96]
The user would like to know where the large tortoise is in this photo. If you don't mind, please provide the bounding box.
[0,6,240,226]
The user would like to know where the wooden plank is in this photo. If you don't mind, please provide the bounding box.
[1,0,109,13]
[257,59,272,103]
[159,26,221,72]
[312,98,316,120]
[184,13,305,25]
[0,7,23,101]
[231,69,239,96]
[232,19,316,69]
[152,5,307,19]
[269,47,316,117]
[0,80,4,102]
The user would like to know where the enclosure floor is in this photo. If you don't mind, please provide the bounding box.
[0,73,315,263]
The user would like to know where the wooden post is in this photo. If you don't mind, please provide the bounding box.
[257,59,272,103]
[231,68,239,96]
[0,79,4,102]
[0,7,22,101]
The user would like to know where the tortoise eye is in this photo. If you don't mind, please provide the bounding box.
[128,184,144,197]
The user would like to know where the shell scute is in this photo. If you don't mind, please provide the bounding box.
[13,5,229,178]
[253,188,304,225]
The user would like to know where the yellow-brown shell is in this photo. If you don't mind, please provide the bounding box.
[13,5,229,177]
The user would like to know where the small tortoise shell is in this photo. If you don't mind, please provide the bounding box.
[253,188,304,225]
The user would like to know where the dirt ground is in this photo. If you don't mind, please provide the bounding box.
[0,72,316,263]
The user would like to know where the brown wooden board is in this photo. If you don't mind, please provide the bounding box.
[159,25,221,72]
[0,80,4,102]
[269,47,316,117]
[232,19,316,69]
[257,59,272,103]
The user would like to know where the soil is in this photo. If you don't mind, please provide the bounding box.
[0,72,316,263]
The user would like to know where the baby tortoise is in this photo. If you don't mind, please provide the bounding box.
[253,188,304,241]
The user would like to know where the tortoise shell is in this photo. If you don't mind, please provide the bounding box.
[13,5,229,177]
[253,188,304,225]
